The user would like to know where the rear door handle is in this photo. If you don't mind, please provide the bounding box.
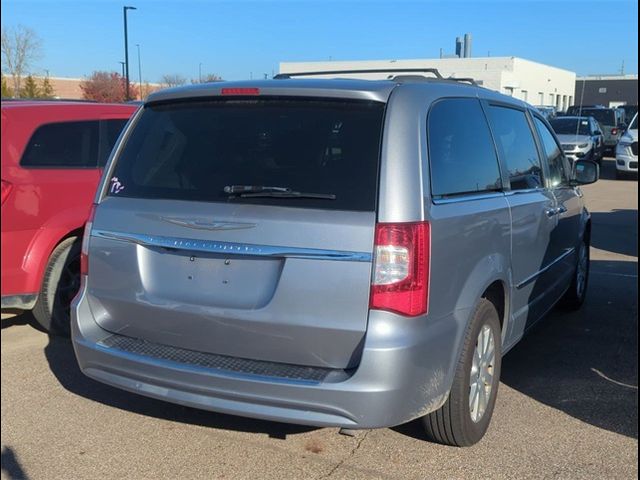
[545,208,558,217]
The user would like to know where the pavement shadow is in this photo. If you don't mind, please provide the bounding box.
[590,209,638,257]
[1,446,30,480]
[394,259,638,442]
[500,259,638,439]
[41,326,316,440]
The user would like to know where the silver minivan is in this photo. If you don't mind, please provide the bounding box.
[72,70,599,446]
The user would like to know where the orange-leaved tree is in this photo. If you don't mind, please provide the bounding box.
[79,71,139,102]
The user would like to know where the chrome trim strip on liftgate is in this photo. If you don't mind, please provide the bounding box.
[92,229,373,262]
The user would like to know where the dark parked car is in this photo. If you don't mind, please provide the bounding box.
[550,116,605,164]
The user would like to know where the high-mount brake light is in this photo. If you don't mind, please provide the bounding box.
[370,221,430,317]
[221,88,260,96]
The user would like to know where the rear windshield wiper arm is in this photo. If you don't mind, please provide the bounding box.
[223,185,336,200]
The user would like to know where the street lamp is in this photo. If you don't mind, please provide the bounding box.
[118,61,125,79]
[123,5,137,101]
[136,44,142,99]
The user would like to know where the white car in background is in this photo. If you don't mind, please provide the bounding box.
[616,113,638,179]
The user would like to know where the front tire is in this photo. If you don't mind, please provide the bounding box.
[32,236,82,337]
[422,298,502,446]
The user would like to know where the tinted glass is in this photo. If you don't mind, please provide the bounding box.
[631,115,638,130]
[550,117,592,136]
[486,105,543,190]
[534,117,570,187]
[98,119,129,167]
[428,98,501,197]
[21,121,99,167]
[580,109,615,126]
[109,99,385,211]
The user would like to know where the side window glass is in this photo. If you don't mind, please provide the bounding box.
[486,105,543,190]
[21,121,99,168]
[98,119,129,167]
[428,98,502,197]
[533,117,570,187]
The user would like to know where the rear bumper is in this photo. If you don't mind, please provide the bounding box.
[1,294,37,310]
[72,284,462,429]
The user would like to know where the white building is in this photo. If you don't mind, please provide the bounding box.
[280,57,576,112]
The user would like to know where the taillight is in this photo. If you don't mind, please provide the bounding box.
[370,221,430,316]
[80,204,97,275]
[1,179,12,206]
[611,128,618,136]
[221,87,260,96]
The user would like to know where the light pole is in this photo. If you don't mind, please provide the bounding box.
[123,5,137,100]
[136,44,142,99]
[118,61,125,79]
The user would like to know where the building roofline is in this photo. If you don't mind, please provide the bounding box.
[576,74,638,80]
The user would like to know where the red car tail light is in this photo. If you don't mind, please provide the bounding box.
[80,204,97,275]
[370,221,430,316]
[1,179,12,206]
[611,128,618,136]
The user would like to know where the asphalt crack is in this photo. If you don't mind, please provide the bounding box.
[322,429,371,479]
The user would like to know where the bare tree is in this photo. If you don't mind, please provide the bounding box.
[191,73,223,84]
[161,74,187,88]
[1,25,43,97]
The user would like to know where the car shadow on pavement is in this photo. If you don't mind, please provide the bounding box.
[1,446,30,480]
[395,259,638,441]
[590,210,638,257]
[41,327,317,440]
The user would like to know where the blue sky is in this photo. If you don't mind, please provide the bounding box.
[1,0,638,82]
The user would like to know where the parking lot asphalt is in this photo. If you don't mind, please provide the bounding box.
[1,158,637,480]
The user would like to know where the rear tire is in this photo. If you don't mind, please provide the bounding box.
[559,234,590,310]
[422,298,502,446]
[32,237,82,337]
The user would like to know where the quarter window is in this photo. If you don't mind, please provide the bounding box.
[486,106,543,191]
[427,98,502,197]
[534,117,570,187]
[21,121,99,168]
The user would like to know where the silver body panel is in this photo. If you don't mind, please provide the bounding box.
[73,78,589,428]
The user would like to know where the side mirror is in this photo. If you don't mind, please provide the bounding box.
[573,159,599,185]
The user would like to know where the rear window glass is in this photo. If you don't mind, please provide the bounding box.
[21,120,99,168]
[109,98,385,211]
[580,109,615,126]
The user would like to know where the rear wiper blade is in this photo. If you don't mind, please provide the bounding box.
[223,185,336,200]
[224,185,291,194]
[240,191,336,200]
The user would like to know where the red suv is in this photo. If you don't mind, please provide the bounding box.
[1,100,137,335]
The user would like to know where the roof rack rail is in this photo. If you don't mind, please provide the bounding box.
[447,77,478,86]
[274,68,444,80]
